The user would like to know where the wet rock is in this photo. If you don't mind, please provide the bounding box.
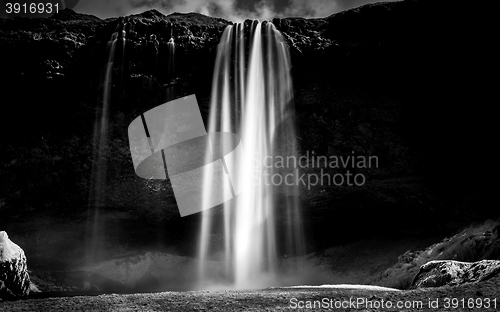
[411,259,500,289]
[0,231,31,299]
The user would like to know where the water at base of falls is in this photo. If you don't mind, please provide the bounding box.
[197,20,305,289]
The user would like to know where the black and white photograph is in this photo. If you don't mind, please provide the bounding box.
[0,0,498,310]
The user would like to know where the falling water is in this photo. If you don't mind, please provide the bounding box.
[198,21,304,289]
[85,24,126,272]
[102,31,119,110]
[167,23,175,74]
[165,37,176,101]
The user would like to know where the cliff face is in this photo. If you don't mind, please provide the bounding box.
[0,0,497,268]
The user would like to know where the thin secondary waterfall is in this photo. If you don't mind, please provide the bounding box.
[198,20,304,289]
[85,24,126,271]
[165,37,175,101]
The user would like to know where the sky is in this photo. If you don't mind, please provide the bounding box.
[73,0,396,21]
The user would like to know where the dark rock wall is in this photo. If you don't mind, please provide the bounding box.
[0,0,498,267]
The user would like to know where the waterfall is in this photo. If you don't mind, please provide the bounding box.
[85,24,126,275]
[198,20,304,289]
[165,37,175,101]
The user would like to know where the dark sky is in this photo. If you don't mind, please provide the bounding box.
[72,0,399,21]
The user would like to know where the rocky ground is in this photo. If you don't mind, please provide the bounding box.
[1,275,500,311]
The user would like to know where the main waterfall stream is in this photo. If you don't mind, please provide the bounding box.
[198,20,305,289]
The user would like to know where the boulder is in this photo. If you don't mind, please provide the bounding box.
[0,231,31,299]
[411,259,500,289]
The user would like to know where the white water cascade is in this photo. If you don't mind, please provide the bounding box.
[198,20,305,289]
[165,36,175,101]
[86,24,126,269]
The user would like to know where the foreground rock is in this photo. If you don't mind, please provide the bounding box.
[0,231,31,299]
[411,259,500,289]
